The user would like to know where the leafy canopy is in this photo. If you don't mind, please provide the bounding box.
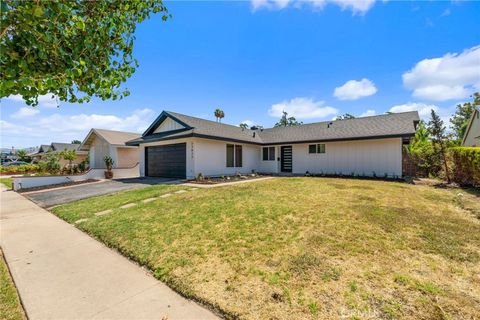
[0,1,170,106]
[274,111,303,127]
[336,113,355,120]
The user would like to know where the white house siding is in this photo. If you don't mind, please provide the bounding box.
[291,138,402,177]
[90,136,110,169]
[138,138,195,178]
[192,138,260,177]
[153,117,185,133]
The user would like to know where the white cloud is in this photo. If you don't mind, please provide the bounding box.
[389,102,438,117]
[333,78,378,100]
[240,120,255,127]
[359,109,376,117]
[6,94,58,108]
[268,97,338,119]
[252,0,376,14]
[402,45,480,101]
[1,109,156,147]
[11,107,40,119]
[440,8,450,17]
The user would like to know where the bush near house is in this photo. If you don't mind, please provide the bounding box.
[450,147,480,187]
[0,164,40,174]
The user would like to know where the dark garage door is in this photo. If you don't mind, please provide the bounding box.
[146,143,186,179]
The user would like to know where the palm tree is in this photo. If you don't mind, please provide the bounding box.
[214,108,225,123]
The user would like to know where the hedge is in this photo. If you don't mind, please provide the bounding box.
[0,164,40,174]
[449,147,480,187]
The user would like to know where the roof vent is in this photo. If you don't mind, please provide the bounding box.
[327,122,333,128]
[250,126,258,130]
[253,132,256,138]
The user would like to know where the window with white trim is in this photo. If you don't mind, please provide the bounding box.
[262,147,275,161]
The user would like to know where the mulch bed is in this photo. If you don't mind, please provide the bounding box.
[17,179,99,193]
[188,174,264,185]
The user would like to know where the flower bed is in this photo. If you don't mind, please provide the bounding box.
[188,173,264,185]
[0,164,40,175]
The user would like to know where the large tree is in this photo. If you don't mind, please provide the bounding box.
[450,92,479,141]
[336,113,355,120]
[274,111,302,127]
[428,110,450,183]
[0,1,170,106]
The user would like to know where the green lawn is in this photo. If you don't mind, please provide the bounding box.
[52,178,480,319]
[0,178,13,190]
[0,250,25,320]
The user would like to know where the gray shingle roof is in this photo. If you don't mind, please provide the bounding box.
[259,111,420,144]
[50,142,81,152]
[127,111,419,146]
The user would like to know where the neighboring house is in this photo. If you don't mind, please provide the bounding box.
[462,107,480,147]
[29,144,51,162]
[127,111,420,179]
[78,129,140,169]
[49,142,88,166]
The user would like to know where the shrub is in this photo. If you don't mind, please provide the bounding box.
[0,164,40,173]
[449,147,480,187]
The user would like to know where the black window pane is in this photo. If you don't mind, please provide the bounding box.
[263,147,268,161]
[318,144,326,153]
[309,144,316,153]
[235,145,243,167]
[226,144,234,167]
[269,147,275,160]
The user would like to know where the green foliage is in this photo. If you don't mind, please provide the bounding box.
[71,140,81,144]
[274,111,303,127]
[239,122,248,129]
[104,155,114,171]
[449,147,480,187]
[15,149,30,162]
[40,153,61,174]
[214,108,225,122]
[0,1,170,106]
[405,121,440,176]
[0,164,39,173]
[428,110,451,182]
[60,149,77,174]
[450,92,479,141]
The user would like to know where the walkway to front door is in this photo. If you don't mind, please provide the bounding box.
[281,146,292,173]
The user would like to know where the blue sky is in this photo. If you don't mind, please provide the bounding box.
[1,0,479,148]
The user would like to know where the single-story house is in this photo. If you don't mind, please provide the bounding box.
[462,107,480,147]
[29,144,52,162]
[49,142,88,167]
[79,129,140,169]
[126,110,420,179]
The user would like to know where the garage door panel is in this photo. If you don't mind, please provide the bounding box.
[146,143,186,178]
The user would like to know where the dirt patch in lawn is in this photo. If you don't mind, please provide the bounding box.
[52,177,480,320]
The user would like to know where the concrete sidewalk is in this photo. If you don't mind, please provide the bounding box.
[0,187,218,320]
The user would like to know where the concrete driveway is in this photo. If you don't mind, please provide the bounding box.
[25,177,178,208]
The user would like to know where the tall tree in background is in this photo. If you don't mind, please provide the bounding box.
[450,92,479,141]
[239,123,248,129]
[428,110,450,183]
[214,108,224,123]
[274,111,303,127]
[0,1,170,106]
[16,149,30,162]
[71,140,81,144]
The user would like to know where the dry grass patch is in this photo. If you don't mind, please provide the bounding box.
[52,178,480,319]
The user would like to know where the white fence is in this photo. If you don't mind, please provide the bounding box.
[13,164,139,191]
